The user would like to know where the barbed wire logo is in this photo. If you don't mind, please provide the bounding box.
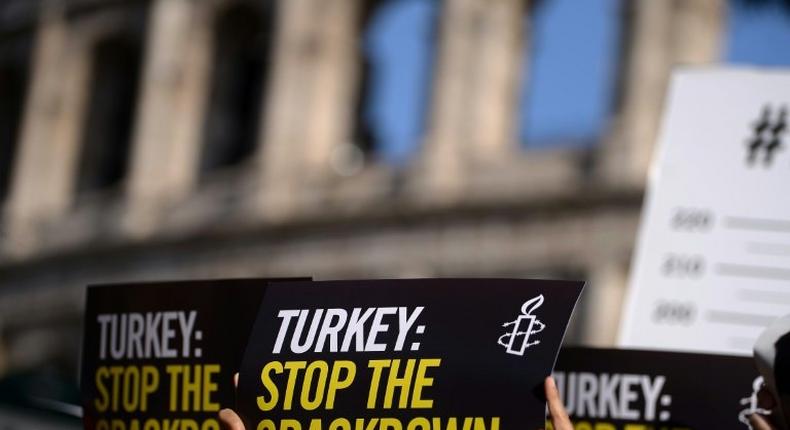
[497,294,546,356]
[738,376,772,429]
[746,105,787,167]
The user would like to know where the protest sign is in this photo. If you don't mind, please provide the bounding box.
[237,278,584,430]
[553,347,760,430]
[81,278,305,430]
[620,67,790,355]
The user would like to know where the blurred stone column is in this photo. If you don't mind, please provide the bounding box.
[419,0,525,199]
[602,0,724,187]
[582,259,629,346]
[125,0,212,235]
[259,0,358,219]
[6,3,91,253]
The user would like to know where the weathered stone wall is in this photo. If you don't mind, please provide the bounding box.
[0,0,725,374]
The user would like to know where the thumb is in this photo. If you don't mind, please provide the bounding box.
[749,413,775,430]
[545,376,572,430]
[219,408,246,430]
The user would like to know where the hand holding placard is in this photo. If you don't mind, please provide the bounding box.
[80,278,582,430]
[218,378,574,430]
[237,279,584,430]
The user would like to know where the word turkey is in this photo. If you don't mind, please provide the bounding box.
[96,311,199,360]
[273,307,425,353]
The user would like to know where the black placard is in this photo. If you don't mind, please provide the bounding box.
[237,278,584,430]
[553,347,760,430]
[80,278,306,430]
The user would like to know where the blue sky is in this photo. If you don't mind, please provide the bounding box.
[362,0,436,165]
[362,0,790,163]
[519,0,620,148]
[726,1,790,65]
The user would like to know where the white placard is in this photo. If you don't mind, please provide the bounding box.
[620,67,790,356]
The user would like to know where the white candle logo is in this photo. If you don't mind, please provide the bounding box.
[497,294,546,356]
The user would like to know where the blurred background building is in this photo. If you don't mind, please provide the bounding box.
[0,0,789,421]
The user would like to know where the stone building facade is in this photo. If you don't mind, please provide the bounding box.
[0,0,725,376]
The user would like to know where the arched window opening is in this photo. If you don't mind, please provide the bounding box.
[76,34,143,196]
[0,33,32,203]
[725,0,790,66]
[519,0,622,149]
[352,0,438,166]
[200,1,274,176]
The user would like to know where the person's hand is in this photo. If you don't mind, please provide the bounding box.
[219,408,246,430]
[544,376,572,430]
[748,380,780,430]
[219,373,246,430]
[749,413,777,430]
[219,375,573,430]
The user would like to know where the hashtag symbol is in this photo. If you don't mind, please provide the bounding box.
[746,105,787,167]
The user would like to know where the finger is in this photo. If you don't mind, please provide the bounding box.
[219,408,246,430]
[234,373,239,389]
[545,376,573,430]
[749,413,775,430]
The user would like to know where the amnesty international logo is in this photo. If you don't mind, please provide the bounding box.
[497,295,546,356]
[738,376,770,429]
